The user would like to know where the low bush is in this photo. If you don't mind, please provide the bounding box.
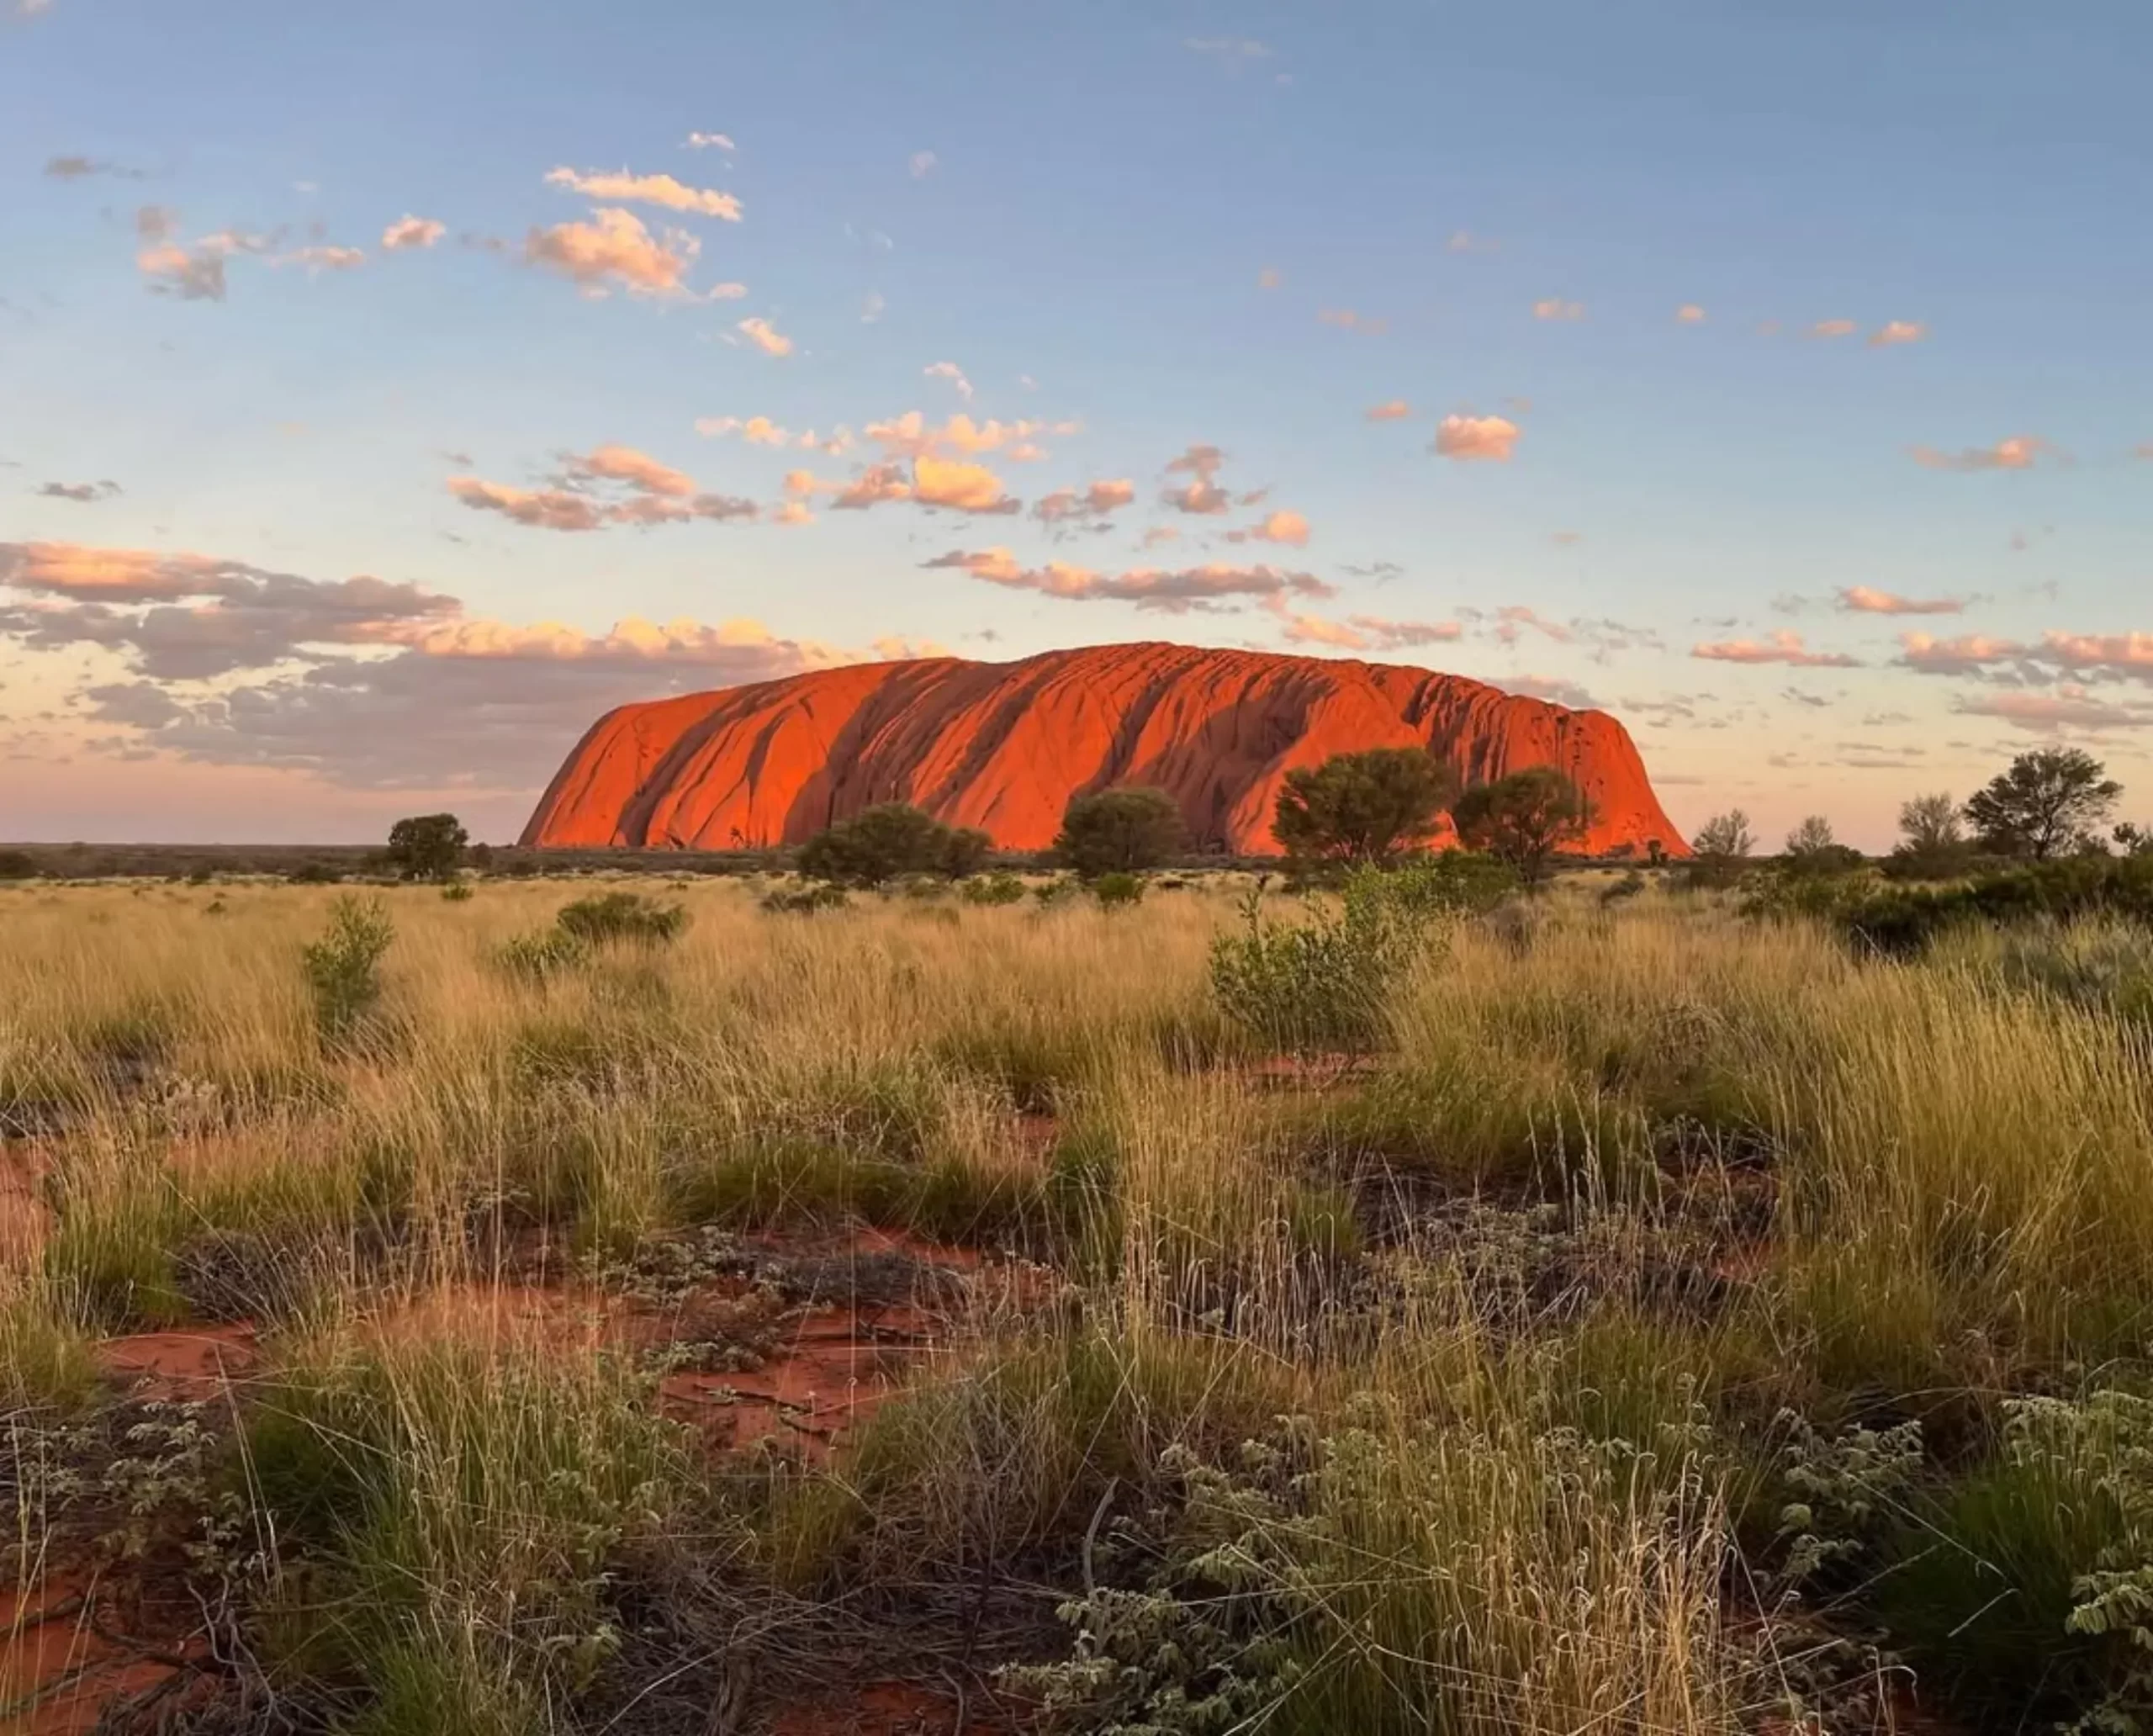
[497,926,591,982]
[760,881,850,915]
[1091,871,1145,909]
[1838,855,2153,955]
[960,871,1029,907]
[555,891,688,946]
[299,896,394,1046]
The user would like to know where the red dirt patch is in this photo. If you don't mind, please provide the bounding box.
[1,1570,211,1736]
[94,1323,257,1402]
[770,1677,1023,1735]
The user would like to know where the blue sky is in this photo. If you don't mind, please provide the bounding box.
[3,0,2149,844]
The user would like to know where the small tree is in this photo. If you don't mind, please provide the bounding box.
[1451,768,1594,889]
[384,812,468,882]
[1055,787,1187,878]
[1965,749,2122,860]
[1785,815,1836,860]
[1272,747,1458,870]
[1685,810,1754,890]
[1887,791,1970,881]
[2119,823,2153,859]
[797,803,987,887]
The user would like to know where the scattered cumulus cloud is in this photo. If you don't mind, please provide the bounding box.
[1364,400,1411,421]
[381,215,445,251]
[684,132,736,151]
[1692,629,1861,668]
[1161,442,1230,513]
[36,479,121,502]
[1870,320,1926,347]
[926,547,1330,612]
[543,167,741,220]
[522,208,700,297]
[910,456,1018,514]
[1953,691,2153,733]
[1256,266,1282,289]
[1837,585,1965,616]
[923,360,973,400]
[1431,414,1518,462]
[1225,508,1309,548]
[1033,479,1135,526]
[1675,304,1706,324]
[736,315,793,356]
[1812,319,1857,338]
[908,151,938,179]
[276,244,365,273]
[1276,611,1461,653]
[1532,298,1584,321]
[1317,308,1386,335]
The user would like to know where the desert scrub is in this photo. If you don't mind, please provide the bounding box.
[1209,871,1450,1056]
[241,1325,698,1733]
[299,894,394,1048]
[554,890,688,947]
[1011,1403,1745,1736]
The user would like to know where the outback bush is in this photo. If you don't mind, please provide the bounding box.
[797,802,992,887]
[1055,787,1187,878]
[960,871,1028,906]
[1965,747,2122,860]
[1091,871,1145,909]
[761,881,851,915]
[1684,810,1755,890]
[496,927,590,981]
[0,848,40,881]
[1272,747,1458,870]
[555,890,688,946]
[1838,855,2153,956]
[1209,869,1447,1054]
[300,895,394,1045]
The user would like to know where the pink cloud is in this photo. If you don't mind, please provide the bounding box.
[1226,508,1309,548]
[1364,400,1412,421]
[1692,629,1861,668]
[1812,319,1857,338]
[1432,414,1519,462]
[911,456,1019,514]
[925,548,1331,612]
[1033,479,1136,524]
[543,167,741,220]
[1837,585,1965,616]
[1532,298,1584,321]
[381,215,445,251]
[1869,320,1926,347]
[1317,308,1386,334]
[1276,610,1461,652]
[447,477,607,532]
[522,208,699,296]
[736,315,792,356]
[1911,435,2048,472]
[1953,691,2153,733]
[1675,304,1706,325]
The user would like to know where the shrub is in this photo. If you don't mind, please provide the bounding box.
[1685,810,1755,889]
[498,929,590,982]
[0,849,40,881]
[960,871,1028,907]
[1451,769,1594,888]
[1055,787,1187,877]
[761,881,850,915]
[1272,747,1458,869]
[1209,871,1447,1054]
[285,860,344,885]
[1838,856,2153,955]
[797,802,989,887]
[554,891,687,946]
[384,812,469,882]
[1091,871,1145,909]
[439,882,474,902]
[300,896,394,1045]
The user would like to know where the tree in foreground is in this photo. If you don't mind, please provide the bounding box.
[384,812,468,882]
[1964,749,2121,860]
[1685,809,1754,889]
[1272,747,1458,869]
[1055,786,1187,878]
[1451,767,1593,888]
[796,802,991,887]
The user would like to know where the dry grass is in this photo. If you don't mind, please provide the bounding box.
[6,871,2153,1732]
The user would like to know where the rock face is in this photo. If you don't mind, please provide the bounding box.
[521,642,1690,858]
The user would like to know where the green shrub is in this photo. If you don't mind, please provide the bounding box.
[1838,856,2153,955]
[384,811,469,882]
[760,881,850,915]
[0,849,41,880]
[300,896,394,1045]
[286,860,345,885]
[1091,871,1145,909]
[554,891,687,946]
[496,927,590,982]
[960,871,1028,907]
[439,882,475,902]
[1209,871,1446,1055]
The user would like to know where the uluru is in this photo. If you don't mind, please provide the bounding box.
[520,642,1690,858]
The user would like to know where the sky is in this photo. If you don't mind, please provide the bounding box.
[3,0,2149,849]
